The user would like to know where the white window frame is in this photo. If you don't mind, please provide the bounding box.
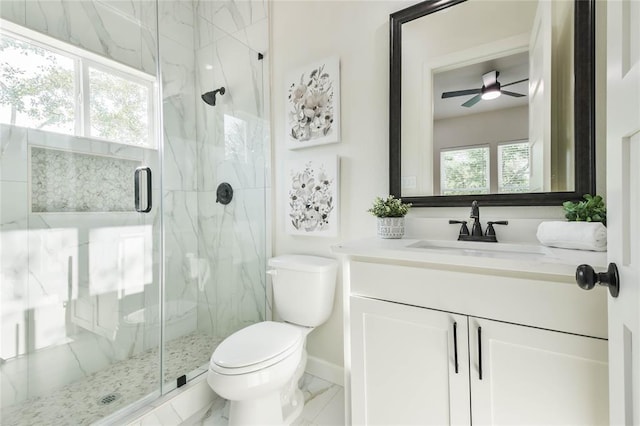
[440,144,491,195]
[1,19,157,149]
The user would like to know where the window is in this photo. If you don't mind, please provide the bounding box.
[0,34,75,134]
[498,141,530,193]
[88,66,151,146]
[0,24,156,148]
[440,146,490,195]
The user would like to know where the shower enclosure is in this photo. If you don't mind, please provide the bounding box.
[0,1,269,424]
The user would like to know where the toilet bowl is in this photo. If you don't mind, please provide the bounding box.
[206,255,338,426]
[207,322,309,425]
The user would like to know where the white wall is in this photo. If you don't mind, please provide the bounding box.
[270,0,606,371]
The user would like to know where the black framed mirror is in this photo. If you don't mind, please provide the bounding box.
[389,0,595,207]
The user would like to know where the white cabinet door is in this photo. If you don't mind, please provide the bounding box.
[470,317,609,425]
[350,296,470,426]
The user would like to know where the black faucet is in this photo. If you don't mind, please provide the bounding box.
[470,200,482,236]
[449,200,508,242]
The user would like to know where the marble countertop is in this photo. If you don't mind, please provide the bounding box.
[331,237,609,279]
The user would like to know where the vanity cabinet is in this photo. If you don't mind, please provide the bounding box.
[335,244,611,426]
[350,296,471,425]
[350,295,608,425]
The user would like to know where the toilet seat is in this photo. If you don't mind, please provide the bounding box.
[210,321,304,376]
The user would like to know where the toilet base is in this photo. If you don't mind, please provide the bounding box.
[282,389,304,424]
[228,393,283,426]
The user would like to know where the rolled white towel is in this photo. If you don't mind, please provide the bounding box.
[536,221,607,251]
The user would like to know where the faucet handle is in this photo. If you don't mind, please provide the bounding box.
[485,220,509,237]
[449,220,470,236]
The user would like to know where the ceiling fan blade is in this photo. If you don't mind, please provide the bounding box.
[501,78,529,88]
[502,90,526,98]
[462,94,482,107]
[441,88,481,99]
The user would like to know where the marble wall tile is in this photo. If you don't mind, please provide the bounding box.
[158,0,194,49]
[141,24,159,77]
[196,187,265,337]
[0,0,26,26]
[160,33,196,101]
[193,4,268,339]
[195,0,266,40]
[25,126,150,161]
[0,181,29,361]
[162,190,199,303]
[160,34,198,191]
[196,115,267,192]
[24,0,145,72]
[239,18,268,55]
[195,38,266,192]
[0,125,28,183]
[194,14,216,50]
[94,0,154,30]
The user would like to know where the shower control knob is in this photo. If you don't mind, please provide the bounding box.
[575,263,620,297]
[216,182,233,205]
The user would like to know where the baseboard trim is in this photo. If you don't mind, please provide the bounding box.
[305,356,344,386]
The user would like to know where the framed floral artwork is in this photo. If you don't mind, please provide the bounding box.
[285,57,340,149]
[286,155,340,236]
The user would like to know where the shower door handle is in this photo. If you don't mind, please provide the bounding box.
[134,166,152,213]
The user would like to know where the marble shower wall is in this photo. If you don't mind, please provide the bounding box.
[193,1,270,339]
[0,0,199,409]
[0,0,270,411]
[157,0,200,309]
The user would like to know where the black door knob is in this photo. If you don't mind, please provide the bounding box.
[575,263,620,298]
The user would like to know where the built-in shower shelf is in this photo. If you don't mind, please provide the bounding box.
[30,147,140,213]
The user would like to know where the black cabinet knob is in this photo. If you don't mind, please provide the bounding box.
[575,263,620,298]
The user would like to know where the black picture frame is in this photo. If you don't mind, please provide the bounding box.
[389,0,596,207]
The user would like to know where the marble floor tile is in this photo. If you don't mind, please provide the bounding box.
[190,373,345,426]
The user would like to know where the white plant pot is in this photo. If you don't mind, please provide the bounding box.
[377,217,405,239]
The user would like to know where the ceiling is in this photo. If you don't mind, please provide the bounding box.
[432,51,529,120]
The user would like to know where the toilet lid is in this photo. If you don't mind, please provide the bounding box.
[211,322,303,370]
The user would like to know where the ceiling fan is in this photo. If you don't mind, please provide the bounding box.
[441,70,528,108]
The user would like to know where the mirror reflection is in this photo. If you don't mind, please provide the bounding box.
[395,0,586,204]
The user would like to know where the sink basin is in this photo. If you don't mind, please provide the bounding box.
[407,240,552,259]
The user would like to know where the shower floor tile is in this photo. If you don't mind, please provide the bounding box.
[1,332,219,426]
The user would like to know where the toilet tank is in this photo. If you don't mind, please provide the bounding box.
[268,255,338,327]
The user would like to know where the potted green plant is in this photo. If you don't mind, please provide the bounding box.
[562,194,607,225]
[368,195,412,239]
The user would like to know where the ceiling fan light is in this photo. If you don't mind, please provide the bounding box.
[481,82,501,100]
[481,90,501,100]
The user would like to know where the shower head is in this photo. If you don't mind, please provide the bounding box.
[201,87,226,106]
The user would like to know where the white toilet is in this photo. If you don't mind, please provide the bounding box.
[206,255,338,425]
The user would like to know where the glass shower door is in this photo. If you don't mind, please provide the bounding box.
[159,2,269,392]
[0,2,163,423]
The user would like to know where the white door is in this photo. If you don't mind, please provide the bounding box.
[350,296,470,425]
[606,0,640,424]
[528,0,552,192]
[470,317,609,425]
